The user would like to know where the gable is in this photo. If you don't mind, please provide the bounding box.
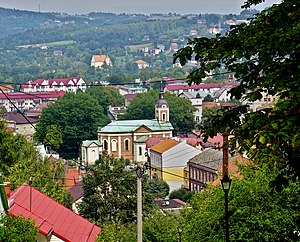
[135,125,152,133]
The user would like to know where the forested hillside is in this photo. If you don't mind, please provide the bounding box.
[0,8,257,86]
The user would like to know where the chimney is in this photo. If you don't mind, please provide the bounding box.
[4,182,11,198]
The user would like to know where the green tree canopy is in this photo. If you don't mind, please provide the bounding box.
[86,86,125,114]
[78,156,154,224]
[0,215,38,242]
[174,0,300,181]
[120,90,196,134]
[35,92,110,158]
[182,165,300,241]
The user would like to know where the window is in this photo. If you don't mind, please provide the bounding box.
[162,113,166,121]
[124,139,129,151]
[103,140,108,150]
[139,147,142,156]
[111,140,117,152]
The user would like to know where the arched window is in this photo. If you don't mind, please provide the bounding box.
[138,147,142,156]
[111,140,117,152]
[103,140,108,151]
[124,139,129,151]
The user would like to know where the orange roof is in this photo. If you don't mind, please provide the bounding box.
[150,139,180,153]
[135,60,148,64]
[93,55,108,62]
[0,84,13,91]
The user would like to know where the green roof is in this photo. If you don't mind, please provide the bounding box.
[82,140,101,147]
[135,135,149,143]
[99,119,174,133]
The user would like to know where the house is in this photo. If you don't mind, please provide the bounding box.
[154,198,186,214]
[1,111,38,139]
[116,85,147,96]
[0,84,14,93]
[170,43,179,52]
[6,183,101,242]
[91,55,113,68]
[0,91,65,112]
[81,140,101,165]
[98,88,173,162]
[213,85,234,102]
[178,91,207,124]
[135,60,150,69]
[189,29,198,36]
[165,83,224,95]
[188,149,223,191]
[149,139,201,191]
[107,105,127,120]
[21,77,86,93]
[69,181,84,214]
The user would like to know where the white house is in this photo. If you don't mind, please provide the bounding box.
[135,60,150,69]
[178,91,207,125]
[91,54,113,68]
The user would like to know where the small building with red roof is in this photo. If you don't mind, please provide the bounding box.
[8,184,101,242]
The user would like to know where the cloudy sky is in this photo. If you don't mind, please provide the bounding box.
[0,0,281,15]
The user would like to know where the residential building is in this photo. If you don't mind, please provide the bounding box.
[178,91,207,124]
[150,139,201,191]
[107,105,127,120]
[98,88,173,162]
[1,111,37,138]
[188,149,223,191]
[81,140,101,165]
[0,91,65,112]
[213,85,234,102]
[135,60,150,69]
[165,83,224,95]
[6,183,101,242]
[91,54,113,68]
[0,84,14,93]
[21,78,86,93]
[116,85,147,96]
[154,198,186,214]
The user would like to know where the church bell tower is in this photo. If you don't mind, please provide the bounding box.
[155,82,169,123]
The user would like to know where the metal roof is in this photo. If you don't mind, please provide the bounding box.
[8,184,101,242]
[99,119,173,133]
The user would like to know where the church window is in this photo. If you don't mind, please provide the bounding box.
[111,140,117,152]
[103,140,108,150]
[124,139,129,151]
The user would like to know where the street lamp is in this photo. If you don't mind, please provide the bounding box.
[221,175,232,242]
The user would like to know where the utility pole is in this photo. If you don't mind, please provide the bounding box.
[136,162,144,242]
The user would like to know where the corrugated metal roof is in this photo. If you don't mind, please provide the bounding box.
[150,139,179,154]
[99,119,173,133]
[8,184,101,242]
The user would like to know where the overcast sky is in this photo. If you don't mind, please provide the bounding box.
[0,0,281,15]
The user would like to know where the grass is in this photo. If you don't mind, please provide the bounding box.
[17,40,76,48]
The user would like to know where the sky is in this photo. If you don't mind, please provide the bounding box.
[0,0,281,15]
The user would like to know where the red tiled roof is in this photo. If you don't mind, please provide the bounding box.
[0,91,66,100]
[165,83,224,91]
[93,55,108,62]
[0,84,13,91]
[8,184,101,242]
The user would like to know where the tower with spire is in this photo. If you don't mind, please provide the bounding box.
[155,82,169,123]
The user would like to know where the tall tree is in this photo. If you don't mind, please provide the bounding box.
[86,86,125,114]
[182,165,300,241]
[0,215,38,242]
[120,90,196,134]
[78,156,154,224]
[35,92,110,158]
[174,0,300,181]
